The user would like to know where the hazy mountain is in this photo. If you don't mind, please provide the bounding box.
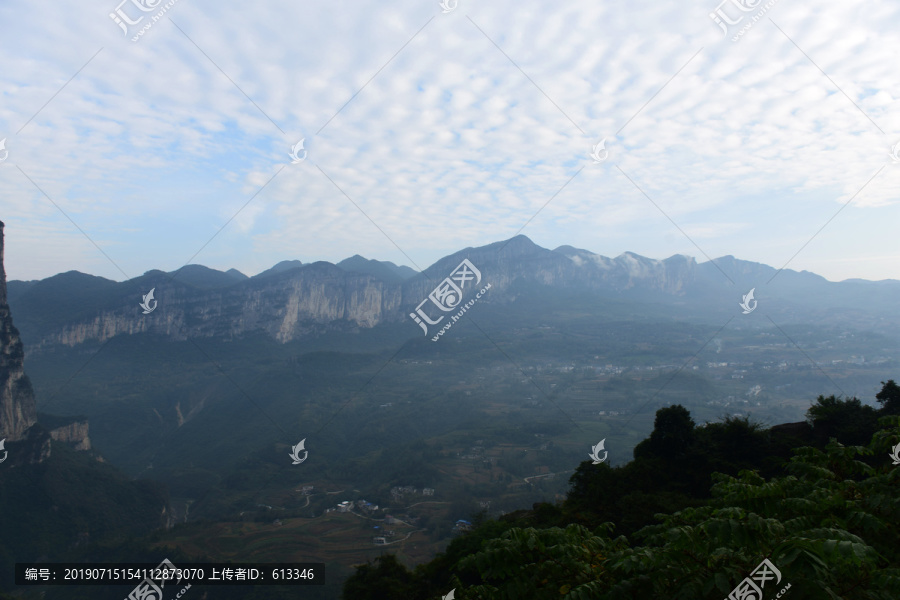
[253,259,304,279]
[167,264,249,289]
[3,221,895,600]
[337,254,418,283]
[6,234,900,355]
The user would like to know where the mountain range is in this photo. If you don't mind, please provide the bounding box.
[7,235,900,354]
[3,224,899,599]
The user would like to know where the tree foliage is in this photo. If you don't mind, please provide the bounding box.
[342,386,900,599]
[875,380,900,415]
[456,429,900,599]
[807,395,879,446]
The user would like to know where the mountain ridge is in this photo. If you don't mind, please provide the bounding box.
[6,235,900,353]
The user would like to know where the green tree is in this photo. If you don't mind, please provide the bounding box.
[341,554,414,599]
[875,379,900,415]
[457,427,900,598]
[344,399,900,599]
[694,415,769,473]
[807,395,879,446]
[633,404,695,460]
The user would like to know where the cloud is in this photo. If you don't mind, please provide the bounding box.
[0,0,898,282]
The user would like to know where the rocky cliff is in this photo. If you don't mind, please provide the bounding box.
[48,418,92,451]
[19,261,407,352]
[0,220,51,467]
[14,236,708,351]
[7,234,900,353]
[0,220,38,442]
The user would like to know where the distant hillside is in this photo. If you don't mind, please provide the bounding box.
[253,259,304,279]
[167,264,248,289]
[7,235,900,354]
[337,254,417,283]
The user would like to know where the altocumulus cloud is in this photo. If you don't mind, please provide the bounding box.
[0,0,898,281]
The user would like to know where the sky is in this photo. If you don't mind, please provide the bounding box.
[1,0,899,283]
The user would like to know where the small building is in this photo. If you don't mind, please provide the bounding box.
[422,488,435,496]
[455,519,473,532]
[373,537,387,545]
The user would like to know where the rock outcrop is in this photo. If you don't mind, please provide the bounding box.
[8,234,900,353]
[48,418,92,451]
[0,220,38,442]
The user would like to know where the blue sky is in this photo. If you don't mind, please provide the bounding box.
[1,0,899,282]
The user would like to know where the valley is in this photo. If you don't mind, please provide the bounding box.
[2,235,898,599]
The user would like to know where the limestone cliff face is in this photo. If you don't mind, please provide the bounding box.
[12,235,708,352]
[0,220,38,442]
[26,262,407,351]
[49,419,92,451]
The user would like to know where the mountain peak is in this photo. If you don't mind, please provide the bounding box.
[498,234,540,253]
[253,260,304,280]
[167,264,247,289]
[337,255,416,283]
